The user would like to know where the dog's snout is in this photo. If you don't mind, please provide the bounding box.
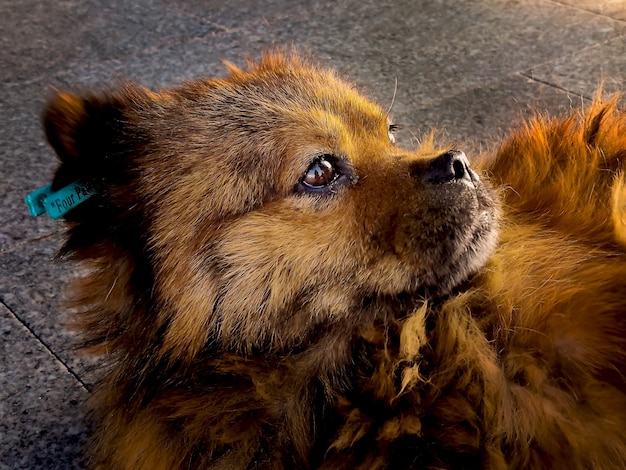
[425,150,476,185]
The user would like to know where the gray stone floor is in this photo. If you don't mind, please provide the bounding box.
[1,0,625,468]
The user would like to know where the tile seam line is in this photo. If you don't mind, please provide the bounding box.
[518,71,593,101]
[1,299,90,392]
[518,33,626,73]
[409,67,587,118]
[161,5,239,34]
[548,1,626,24]
[150,0,240,33]
[0,231,58,256]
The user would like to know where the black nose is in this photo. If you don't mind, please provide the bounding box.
[425,150,473,184]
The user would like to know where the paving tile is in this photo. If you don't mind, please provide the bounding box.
[0,234,100,384]
[0,303,88,470]
[523,35,626,99]
[51,32,277,90]
[0,0,217,84]
[299,0,625,108]
[557,0,626,21]
[156,0,314,30]
[393,72,589,154]
[155,0,626,109]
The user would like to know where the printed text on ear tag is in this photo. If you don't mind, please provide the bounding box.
[25,180,97,219]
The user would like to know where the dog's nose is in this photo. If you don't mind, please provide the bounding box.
[425,150,475,184]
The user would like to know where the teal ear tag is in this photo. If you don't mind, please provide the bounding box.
[25,184,53,217]
[25,180,97,219]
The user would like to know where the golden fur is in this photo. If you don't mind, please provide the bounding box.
[43,53,626,469]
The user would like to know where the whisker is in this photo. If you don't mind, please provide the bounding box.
[386,77,398,117]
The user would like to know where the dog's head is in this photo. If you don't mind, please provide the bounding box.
[44,53,499,358]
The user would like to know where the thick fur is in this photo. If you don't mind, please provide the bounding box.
[43,53,626,469]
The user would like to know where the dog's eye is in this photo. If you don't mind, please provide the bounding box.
[388,124,399,144]
[302,156,337,189]
[296,154,354,195]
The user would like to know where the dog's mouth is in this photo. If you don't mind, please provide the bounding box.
[353,148,500,300]
[420,175,499,296]
[360,169,499,300]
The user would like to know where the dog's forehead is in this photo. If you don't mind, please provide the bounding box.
[212,65,390,135]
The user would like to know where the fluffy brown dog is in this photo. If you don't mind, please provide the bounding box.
[42,53,626,469]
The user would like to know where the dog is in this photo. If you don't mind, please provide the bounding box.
[39,52,626,469]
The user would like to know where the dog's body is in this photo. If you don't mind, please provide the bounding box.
[42,54,626,469]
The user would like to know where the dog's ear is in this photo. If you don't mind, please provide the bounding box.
[44,92,95,163]
[41,87,155,259]
[43,90,132,191]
